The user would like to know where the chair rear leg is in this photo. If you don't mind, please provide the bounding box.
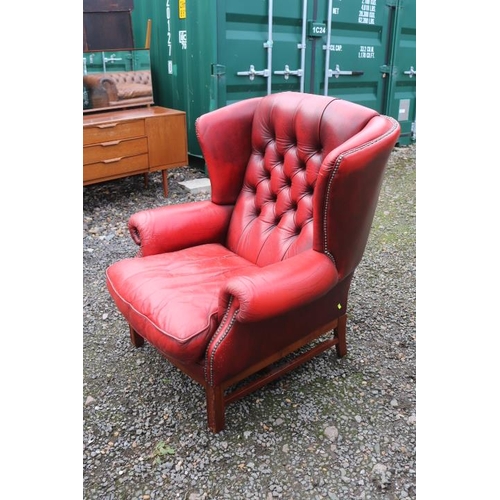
[335,314,347,357]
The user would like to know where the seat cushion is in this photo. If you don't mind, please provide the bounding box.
[116,83,153,99]
[106,243,257,364]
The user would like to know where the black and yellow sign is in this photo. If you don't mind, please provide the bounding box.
[179,0,186,19]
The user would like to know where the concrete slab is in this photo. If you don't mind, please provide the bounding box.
[178,178,211,194]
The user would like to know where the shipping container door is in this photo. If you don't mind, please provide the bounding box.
[182,2,218,154]
[270,1,310,94]
[313,0,393,113]
[215,0,269,106]
[216,0,306,107]
[384,0,416,145]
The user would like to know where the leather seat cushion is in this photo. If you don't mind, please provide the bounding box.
[106,243,257,363]
[116,83,153,99]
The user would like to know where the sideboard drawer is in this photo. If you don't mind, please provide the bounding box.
[83,137,148,165]
[83,119,146,146]
[83,153,149,183]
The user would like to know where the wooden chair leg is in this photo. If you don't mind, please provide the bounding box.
[162,170,169,197]
[335,314,347,358]
[129,325,145,347]
[206,385,225,433]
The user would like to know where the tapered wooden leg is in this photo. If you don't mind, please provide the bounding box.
[143,173,149,188]
[162,170,168,197]
[129,325,145,347]
[206,385,225,433]
[335,314,347,358]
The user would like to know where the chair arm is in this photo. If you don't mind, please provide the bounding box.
[128,201,234,257]
[219,250,339,322]
[83,74,104,88]
[83,74,110,108]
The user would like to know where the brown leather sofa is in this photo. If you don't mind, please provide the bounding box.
[83,70,153,110]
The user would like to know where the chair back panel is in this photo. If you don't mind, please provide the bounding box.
[226,92,378,267]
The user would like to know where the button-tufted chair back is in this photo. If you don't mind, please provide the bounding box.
[206,92,390,272]
[226,93,323,266]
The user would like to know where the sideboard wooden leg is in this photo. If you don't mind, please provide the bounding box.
[162,170,169,197]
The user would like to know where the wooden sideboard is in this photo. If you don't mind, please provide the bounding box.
[83,106,188,197]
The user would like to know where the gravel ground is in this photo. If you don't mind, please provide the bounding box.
[83,143,416,500]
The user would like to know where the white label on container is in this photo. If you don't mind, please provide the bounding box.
[166,0,172,57]
[358,45,375,59]
[179,30,187,50]
[398,99,410,121]
[358,0,377,25]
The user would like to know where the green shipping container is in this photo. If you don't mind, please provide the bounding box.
[132,0,415,158]
[384,0,416,145]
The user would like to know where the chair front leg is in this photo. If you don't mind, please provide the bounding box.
[129,325,145,347]
[206,385,225,433]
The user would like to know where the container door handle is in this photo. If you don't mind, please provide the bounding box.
[274,65,303,80]
[327,64,364,79]
[403,66,416,78]
[237,65,270,81]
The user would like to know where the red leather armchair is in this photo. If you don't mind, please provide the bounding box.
[106,91,400,432]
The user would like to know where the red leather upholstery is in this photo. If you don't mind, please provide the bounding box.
[107,244,256,363]
[105,91,400,432]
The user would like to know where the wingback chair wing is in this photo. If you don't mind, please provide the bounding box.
[105,91,401,433]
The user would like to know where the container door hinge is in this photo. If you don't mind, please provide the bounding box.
[211,64,226,76]
[380,64,392,78]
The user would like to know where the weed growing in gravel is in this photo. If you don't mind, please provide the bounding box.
[151,440,175,465]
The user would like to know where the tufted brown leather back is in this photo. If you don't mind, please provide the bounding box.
[108,71,151,86]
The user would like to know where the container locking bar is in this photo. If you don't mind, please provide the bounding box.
[236,0,273,95]
[298,0,308,92]
[323,0,334,95]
